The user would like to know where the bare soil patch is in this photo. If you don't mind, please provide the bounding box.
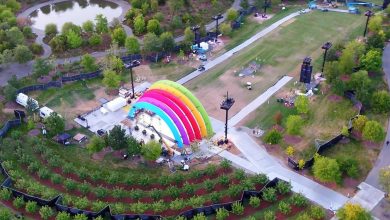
[284,135,302,145]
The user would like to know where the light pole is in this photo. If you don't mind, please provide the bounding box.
[125,60,141,99]
[212,14,223,41]
[321,42,332,74]
[363,10,374,37]
[220,91,235,144]
[191,25,201,47]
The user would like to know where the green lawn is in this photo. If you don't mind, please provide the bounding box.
[149,62,196,82]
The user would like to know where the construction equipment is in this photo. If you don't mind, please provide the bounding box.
[147,124,175,156]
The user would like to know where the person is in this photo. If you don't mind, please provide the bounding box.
[387,140,389,146]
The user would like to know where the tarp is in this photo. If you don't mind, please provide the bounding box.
[105,97,127,112]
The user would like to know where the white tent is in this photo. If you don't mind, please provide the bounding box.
[200,42,209,51]
[16,93,39,109]
[39,106,54,119]
[105,97,127,112]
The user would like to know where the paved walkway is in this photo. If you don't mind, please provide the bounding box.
[228,75,293,127]
[177,10,305,85]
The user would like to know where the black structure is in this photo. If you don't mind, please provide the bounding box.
[212,14,223,40]
[363,10,374,37]
[124,60,141,99]
[384,0,390,9]
[299,57,313,84]
[220,92,235,143]
[191,25,201,47]
[321,42,332,74]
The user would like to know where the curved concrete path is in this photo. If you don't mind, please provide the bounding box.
[17,0,132,58]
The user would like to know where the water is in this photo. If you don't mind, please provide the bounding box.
[29,0,122,31]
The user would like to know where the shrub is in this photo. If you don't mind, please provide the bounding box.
[50,174,62,184]
[309,205,326,219]
[111,203,125,214]
[138,175,151,186]
[189,196,205,208]
[249,196,261,208]
[37,168,50,179]
[216,208,229,220]
[129,189,143,200]
[193,212,207,220]
[242,178,255,190]
[234,169,246,180]
[78,182,91,195]
[151,200,166,213]
[312,155,341,183]
[94,187,107,198]
[112,187,125,198]
[107,173,120,184]
[218,175,230,185]
[264,210,276,220]
[204,179,215,192]
[205,164,217,176]
[158,175,170,186]
[0,208,12,220]
[264,129,282,144]
[286,115,304,135]
[290,193,308,207]
[231,201,244,215]
[74,214,88,220]
[130,201,148,213]
[190,170,203,179]
[91,201,107,212]
[338,158,360,179]
[150,189,162,200]
[73,197,89,210]
[166,186,181,198]
[25,201,38,213]
[252,174,269,185]
[64,179,77,191]
[183,182,195,195]
[77,167,89,180]
[169,198,185,210]
[220,159,231,170]
[171,173,184,184]
[39,206,54,220]
[228,184,243,198]
[278,201,291,215]
[262,187,277,202]
[55,211,71,220]
[0,188,11,200]
[276,181,292,195]
[13,197,25,208]
[210,192,221,203]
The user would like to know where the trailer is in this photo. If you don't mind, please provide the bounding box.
[39,106,54,119]
[16,93,39,110]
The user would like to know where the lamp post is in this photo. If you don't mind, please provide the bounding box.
[125,60,141,99]
[212,14,223,41]
[363,10,374,37]
[321,42,332,74]
[191,25,201,47]
[220,91,235,144]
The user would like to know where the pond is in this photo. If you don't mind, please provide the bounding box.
[29,0,122,31]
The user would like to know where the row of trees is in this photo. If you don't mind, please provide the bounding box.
[0,0,40,65]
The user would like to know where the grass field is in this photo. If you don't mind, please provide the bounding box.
[185,11,366,120]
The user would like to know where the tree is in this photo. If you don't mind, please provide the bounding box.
[3,85,17,101]
[55,211,71,220]
[26,97,38,120]
[184,27,195,44]
[143,32,162,53]
[1,49,14,65]
[95,14,108,33]
[128,136,141,155]
[45,112,65,136]
[66,30,83,49]
[360,50,382,73]
[133,14,145,35]
[49,35,67,53]
[142,141,162,161]
[286,115,303,135]
[367,30,386,49]
[102,69,121,89]
[82,20,94,33]
[107,125,128,150]
[14,45,33,63]
[81,54,98,72]
[337,203,372,220]
[220,23,232,36]
[372,90,390,114]
[6,26,24,47]
[240,0,250,10]
[325,61,341,84]
[88,33,102,46]
[352,115,368,132]
[312,155,341,183]
[263,129,282,144]
[125,36,140,54]
[160,32,175,52]
[147,19,161,35]
[45,23,58,37]
[168,0,184,15]
[338,41,365,74]
[39,206,54,220]
[227,8,238,21]
[379,166,390,193]
[32,58,52,77]
[170,15,182,29]
[87,136,106,153]
[295,95,309,114]
[348,70,372,105]
[362,120,385,142]
[368,15,383,34]
[111,27,126,46]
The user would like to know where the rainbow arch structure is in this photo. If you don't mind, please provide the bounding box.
[128,80,213,148]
